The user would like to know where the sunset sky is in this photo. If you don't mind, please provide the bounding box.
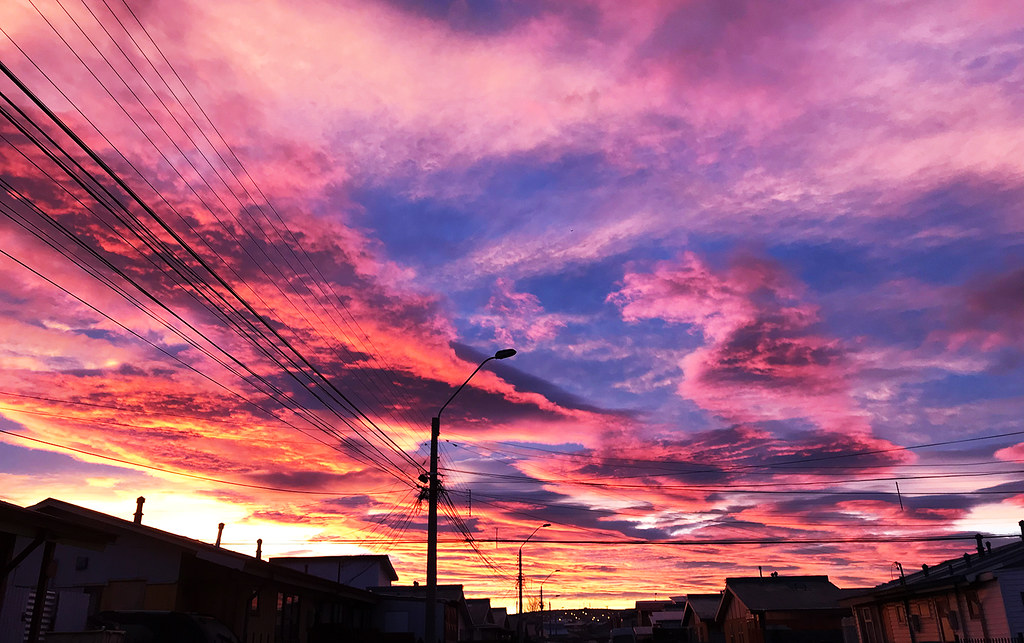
[2,0,1024,611]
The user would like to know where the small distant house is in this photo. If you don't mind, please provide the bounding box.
[650,605,686,642]
[717,575,854,643]
[637,600,676,627]
[682,594,725,643]
[465,597,513,642]
[843,533,1024,643]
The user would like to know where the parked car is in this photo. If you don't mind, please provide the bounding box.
[89,611,238,643]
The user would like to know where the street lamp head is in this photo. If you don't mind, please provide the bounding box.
[494,348,517,360]
[542,523,551,527]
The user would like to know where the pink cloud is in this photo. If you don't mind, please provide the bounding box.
[471,277,575,349]
[994,443,1024,461]
[610,252,869,434]
[946,266,1024,352]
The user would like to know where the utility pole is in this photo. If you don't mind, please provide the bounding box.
[426,349,516,643]
[517,523,549,643]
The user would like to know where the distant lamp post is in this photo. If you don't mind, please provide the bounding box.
[517,522,549,642]
[425,348,516,643]
[540,569,559,639]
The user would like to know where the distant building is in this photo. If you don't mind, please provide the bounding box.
[466,597,513,642]
[843,532,1024,643]
[637,599,676,627]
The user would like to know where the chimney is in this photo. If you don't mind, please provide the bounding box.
[256,539,263,561]
[1019,520,1023,541]
[922,564,929,576]
[133,496,145,525]
[975,534,984,556]
[215,523,225,547]
[963,552,971,565]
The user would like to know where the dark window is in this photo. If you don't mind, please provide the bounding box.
[966,593,981,619]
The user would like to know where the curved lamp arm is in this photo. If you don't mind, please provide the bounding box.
[519,522,551,555]
[436,349,517,419]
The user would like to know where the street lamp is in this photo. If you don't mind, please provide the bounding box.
[425,348,516,643]
[518,523,550,613]
[540,570,559,640]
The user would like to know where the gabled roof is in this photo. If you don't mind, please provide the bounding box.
[682,594,721,624]
[845,539,1024,604]
[492,606,510,628]
[466,598,494,626]
[716,576,847,621]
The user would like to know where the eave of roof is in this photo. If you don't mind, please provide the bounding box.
[27,498,376,602]
[0,500,114,550]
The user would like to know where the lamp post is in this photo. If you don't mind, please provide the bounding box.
[426,348,516,643]
[539,570,559,640]
[517,523,550,642]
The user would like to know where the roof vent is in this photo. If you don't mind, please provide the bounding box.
[215,522,225,547]
[133,496,145,525]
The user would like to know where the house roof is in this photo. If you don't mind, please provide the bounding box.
[636,599,674,611]
[492,606,509,626]
[270,554,399,581]
[683,594,722,622]
[369,584,466,602]
[650,610,685,624]
[466,598,493,626]
[28,498,375,603]
[717,576,848,621]
[0,499,114,550]
[844,538,1024,604]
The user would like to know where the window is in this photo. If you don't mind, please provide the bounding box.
[895,605,906,623]
[966,593,981,619]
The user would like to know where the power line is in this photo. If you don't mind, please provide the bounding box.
[199,533,1024,546]
[0,427,398,496]
[0,51,422,486]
